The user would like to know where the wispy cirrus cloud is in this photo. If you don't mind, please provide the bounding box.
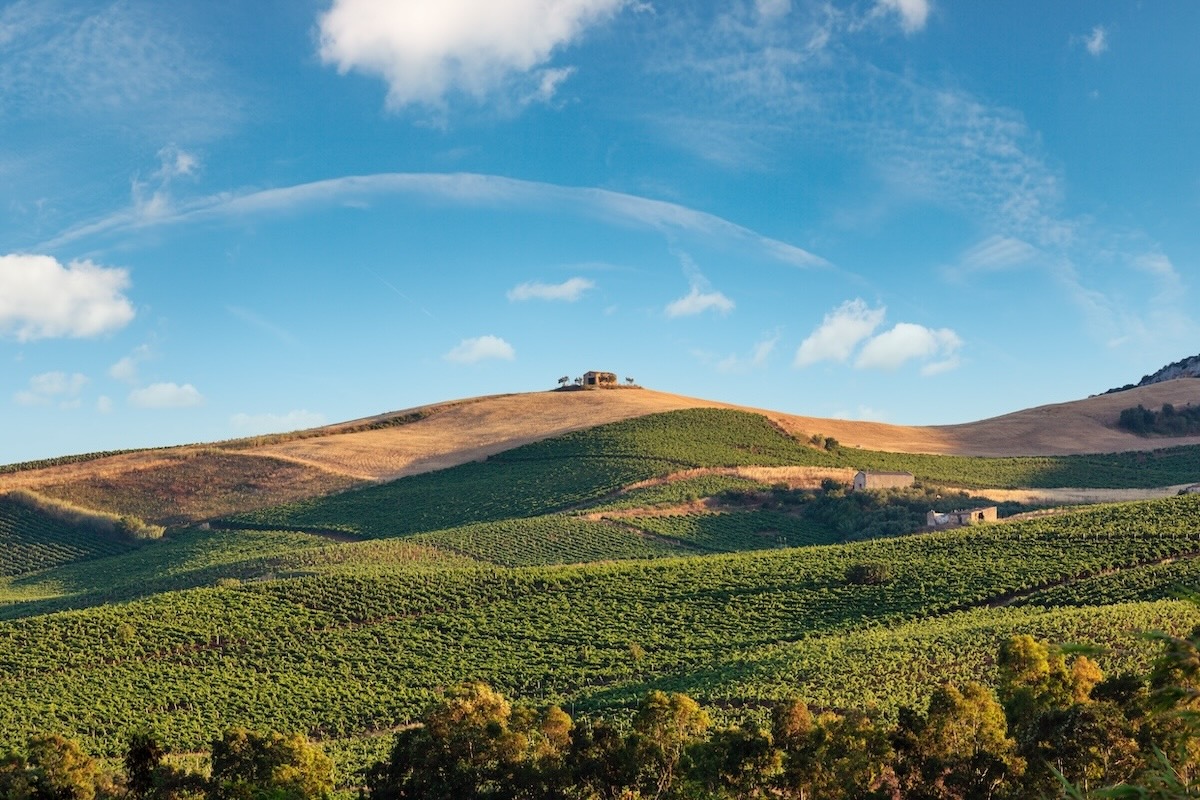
[715,330,781,373]
[0,254,135,341]
[508,277,595,302]
[0,1,235,136]
[317,0,626,110]
[41,172,833,274]
[1081,25,1108,57]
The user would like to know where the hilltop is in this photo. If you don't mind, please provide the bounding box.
[3,379,1200,525]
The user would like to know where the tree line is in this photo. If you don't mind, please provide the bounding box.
[1118,403,1200,437]
[9,630,1200,799]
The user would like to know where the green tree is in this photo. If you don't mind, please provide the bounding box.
[629,691,711,799]
[894,683,1024,800]
[0,734,116,800]
[208,729,333,800]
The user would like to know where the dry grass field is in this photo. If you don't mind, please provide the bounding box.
[0,451,358,525]
[3,380,1198,524]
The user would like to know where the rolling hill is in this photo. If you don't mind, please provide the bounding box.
[3,378,1200,526]
[3,379,1200,794]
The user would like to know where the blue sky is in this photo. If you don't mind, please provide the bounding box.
[3,0,1199,463]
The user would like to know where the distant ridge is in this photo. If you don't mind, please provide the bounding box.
[1104,354,1200,394]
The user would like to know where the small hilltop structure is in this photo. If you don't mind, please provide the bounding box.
[554,371,639,390]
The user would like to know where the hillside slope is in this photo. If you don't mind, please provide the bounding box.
[3,380,1198,525]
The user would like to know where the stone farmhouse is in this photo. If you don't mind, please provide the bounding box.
[852,470,915,491]
[582,371,618,387]
[927,506,998,528]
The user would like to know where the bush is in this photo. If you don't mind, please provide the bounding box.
[846,562,893,585]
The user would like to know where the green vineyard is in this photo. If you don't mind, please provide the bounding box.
[0,495,143,577]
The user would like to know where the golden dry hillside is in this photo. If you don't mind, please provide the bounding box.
[3,380,1198,523]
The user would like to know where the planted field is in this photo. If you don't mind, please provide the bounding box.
[0,527,469,620]
[411,516,687,566]
[1013,555,1200,609]
[231,456,678,537]
[3,495,1200,756]
[623,510,837,552]
[236,410,1200,547]
[579,473,768,513]
[0,495,142,577]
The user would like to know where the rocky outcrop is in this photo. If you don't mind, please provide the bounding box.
[1104,354,1200,394]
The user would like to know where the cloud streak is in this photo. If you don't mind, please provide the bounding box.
[42,172,834,273]
[508,277,595,302]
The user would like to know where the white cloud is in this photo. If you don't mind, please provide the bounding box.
[129,382,204,409]
[666,256,735,318]
[507,276,595,302]
[756,0,791,21]
[317,0,625,109]
[666,286,735,318]
[231,410,327,434]
[525,66,576,105]
[876,0,930,33]
[855,322,962,371]
[156,144,199,179]
[444,335,516,364]
[0,255,134,341]
[794,299,886,367]
[97,395,113,414]
[108,345,152,383]
[14,371,88,406]
[1084,25,1108,56]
